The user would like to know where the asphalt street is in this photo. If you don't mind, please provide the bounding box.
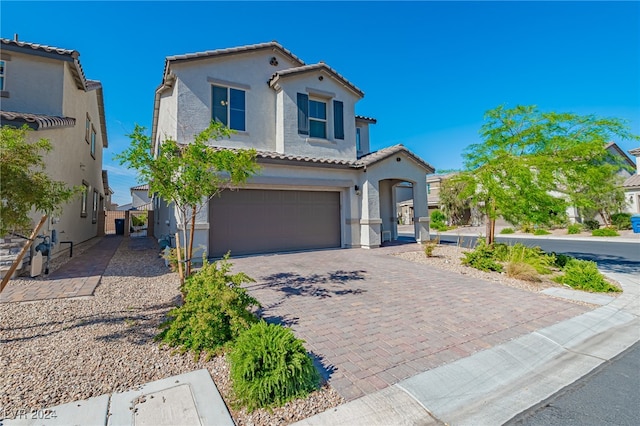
[505,341,640,426]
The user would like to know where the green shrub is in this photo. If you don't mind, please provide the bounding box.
[156,257,259,360]
[500,227,515,234]
[592,227,619,237]
[506,243,554,274]
[553,253,574,269]
[533,229,551,235]
[462,241,503,272]
[583,220,600,231]
[520,224,535,233]
[555,259,621,293]
[567,224,582,235]
[229,321,320,411]
[423,240,437,257]
[611,213,632,230]
[131,213,147,227]
[430,210,447,231]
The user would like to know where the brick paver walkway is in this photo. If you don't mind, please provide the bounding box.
[229,244,592,401]
[0,235,123,303]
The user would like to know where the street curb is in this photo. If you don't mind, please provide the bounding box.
[432,232,640,244]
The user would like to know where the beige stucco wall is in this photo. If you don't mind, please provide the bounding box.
[21,60,106,259]
[0,51,64,116]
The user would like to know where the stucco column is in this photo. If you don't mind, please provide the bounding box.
[412,181,429,242]
[360,180,381,249]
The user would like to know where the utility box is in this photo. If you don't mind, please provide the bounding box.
[115,218,125,235]
[631,215,640,234]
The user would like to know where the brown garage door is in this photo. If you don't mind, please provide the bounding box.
[209,189,341,257]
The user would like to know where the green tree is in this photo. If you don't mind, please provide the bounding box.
[461,105,638,244]
[116,122,259,279]
[438,175,472,226]
[0,125,77,235]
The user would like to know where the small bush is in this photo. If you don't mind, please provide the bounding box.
[131,213,147,227]
[533,229,551,235]
[611,213,632,230]
[567,224,582,235]
[520,224,535,233]
[506,262,540,282]
[229,321,320,411]
[430,210,448,231]
[462,241,503,272]
[423,240,437,257]
[500,227,515,234]
[592,228,619,237]
[553,253,574,269]
[156,257,259,360]
[506,243,554,274]
[583,220,600,231]
[430,221,448,232]
[555,259,621,293]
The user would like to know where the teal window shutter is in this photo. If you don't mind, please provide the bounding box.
[297,93,309,135]
[333,100,344,139]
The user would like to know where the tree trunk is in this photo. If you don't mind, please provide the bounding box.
[187,205,197,277]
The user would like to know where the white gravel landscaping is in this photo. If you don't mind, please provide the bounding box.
[1,238,343,425]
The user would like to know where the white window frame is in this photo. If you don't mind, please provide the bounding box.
[90,126,96,158]
[309,98,327,139]
[211,84,246,132]
[85,114,91,143]
[81,181,89,217]
[92,190,99,223]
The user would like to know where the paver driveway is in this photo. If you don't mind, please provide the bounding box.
[229,244,591,401]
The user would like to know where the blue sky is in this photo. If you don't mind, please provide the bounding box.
[2,1,639,206]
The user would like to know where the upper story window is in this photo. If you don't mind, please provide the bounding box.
[427,183,431,195]
[212,85,246,131]
[0,60,5,91]
[309,99,326,139]
[297,93,344,140]
[356,127,361,153]
[85,114,91,143]
[90,126,96,158]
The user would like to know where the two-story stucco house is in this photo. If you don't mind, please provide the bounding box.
[152,42,434,257]
[0,37,108,272]
[623,147,640,214]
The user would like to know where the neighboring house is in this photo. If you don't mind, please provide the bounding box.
[623,147,640,214]
[152,42,434,257]
[116,184,152,211]
[0,37,108,272]
[565,142,635,223]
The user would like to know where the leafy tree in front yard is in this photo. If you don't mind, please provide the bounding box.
[0,125,77,235]
[438,176,472,226]
[458,105,638,244]
[116,122,259,280]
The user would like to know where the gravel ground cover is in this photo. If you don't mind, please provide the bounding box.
[1,237,342,425]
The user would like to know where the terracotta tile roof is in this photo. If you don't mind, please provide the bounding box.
[131,184,150,191]
[268,63,364,98]
[623,174,640,188]
[629,147,640,156]
[165,41,305,66]
[207,144,434,172]
[356,144,435,173]
[356,115,377,123]
[0,111,76,130]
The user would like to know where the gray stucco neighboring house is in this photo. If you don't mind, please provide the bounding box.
[623,147,640,214]
[0,36,108,277]
[152,42,434,257]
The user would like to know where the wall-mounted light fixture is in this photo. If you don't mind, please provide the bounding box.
[354,185,361,196]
